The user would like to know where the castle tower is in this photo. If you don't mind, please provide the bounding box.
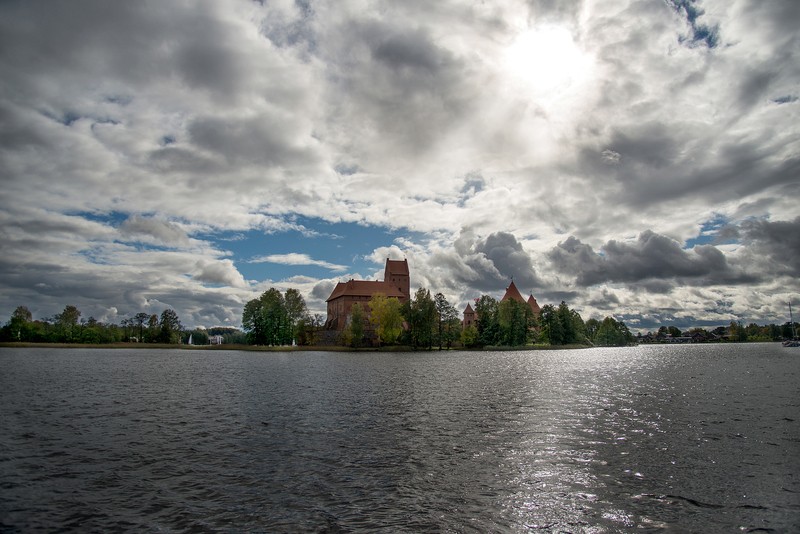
[462,302,476,328]
[384,258,410,300]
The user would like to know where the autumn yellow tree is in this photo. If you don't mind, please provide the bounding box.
[368,293,403,346]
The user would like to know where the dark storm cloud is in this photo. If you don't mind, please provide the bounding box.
[439,230,541,293]
[474,232,540,286]
[548,231,749,289]
[739,216,800,276]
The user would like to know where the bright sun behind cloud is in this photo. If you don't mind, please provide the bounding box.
[502,25,593,99]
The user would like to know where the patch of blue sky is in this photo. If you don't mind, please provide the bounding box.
[211,217,417,282]
[66,210,128,227]
[685,214,731,248]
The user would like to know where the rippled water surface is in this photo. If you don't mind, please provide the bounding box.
[1,344,799,532]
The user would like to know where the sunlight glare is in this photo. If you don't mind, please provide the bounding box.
[503,25,591,97]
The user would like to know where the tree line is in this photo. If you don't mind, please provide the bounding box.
[639,321,799,343]
[0,304,245,345]
[2,292,640,349]
[326,289,634,349]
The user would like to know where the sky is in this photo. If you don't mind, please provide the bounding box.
[1,0,798,333]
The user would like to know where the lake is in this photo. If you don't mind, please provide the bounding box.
[1,344,798,532]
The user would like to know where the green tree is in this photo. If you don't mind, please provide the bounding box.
[158,309,182,343]
[729,320,748,342]
[594,317,634,346]
[242,298,264,343]
[498,298,530,346]
[147,314,159,342]
[133,312,150,342]
[667,326,683,338]
[369,293,404,346]
[475,295,500,347]
[404,288,436,349]
[184,329,209,345]
[56,305,81,342]
[434,293,460,350]
[585,318,600,343]
[557,301,576,344]
[344,302,366,348]
[539,304,563,344]
[7,306,32,341]
[284,288,308,343]
[461,324,479,348]
[295,313,323,346]
[242,288,293,345]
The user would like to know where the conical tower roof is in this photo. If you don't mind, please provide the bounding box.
[501,280,526,304]
[527,294,541,314]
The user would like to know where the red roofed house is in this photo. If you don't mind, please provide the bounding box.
[325,259,410,331]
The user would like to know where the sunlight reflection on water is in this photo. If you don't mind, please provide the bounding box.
[1,344,798,532]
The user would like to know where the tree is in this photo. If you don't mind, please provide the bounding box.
[729,321,747,342]
[7,306,32,341]
[147,314,159,342]
[133,312,151,342]
[585,318,600,342]
[498,298,530,346]
[539,304,563,345]
[242,298,264,344]
[461,324,479,348]
[475,295,500,347]
[242,287,306,345]
[557,301,577,344]
[405,288,436,349]
[284,288,308,343]
[594,317,634,346]
[184,329,209,345]
[369,293,404,346]
[242,288,293,346]
[56,305,81,342]
[344,302,366,348]
[296,313,323,346]
[158,309,182,343]
[434,293,460,350]
[539,302,586,345]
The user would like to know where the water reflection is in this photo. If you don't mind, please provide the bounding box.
[1,345,798,532]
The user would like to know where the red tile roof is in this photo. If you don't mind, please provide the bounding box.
[501,280,526,303]
[527,294,541,314]
[326,279,404,302]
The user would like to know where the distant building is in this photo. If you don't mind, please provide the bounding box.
[325,259,410,331]
[463,303,476,328]
[462,280,542,328]
[501,280,541,316]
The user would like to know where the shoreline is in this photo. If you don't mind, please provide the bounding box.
[0,342,593,352]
